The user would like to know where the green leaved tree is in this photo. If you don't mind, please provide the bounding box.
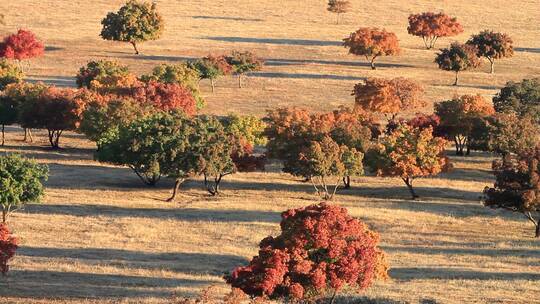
[0,154,48,223]
[100,0,164,54]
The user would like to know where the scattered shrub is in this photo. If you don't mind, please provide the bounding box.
[343,27,400,70]
[0,223,18,275]
[435,42,481,85]
[483,150,540,237]
[0,154,48,223]
[226,202,389,302]
[467,30,513,74]
[407,12,463,49]
[100,0,164,54]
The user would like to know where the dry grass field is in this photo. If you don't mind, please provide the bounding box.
[0,0,539,303]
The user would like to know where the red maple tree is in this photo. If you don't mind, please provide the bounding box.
[226,203,388,302]
[0,29,45,61]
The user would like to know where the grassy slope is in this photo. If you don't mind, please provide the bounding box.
[0,0,539,303]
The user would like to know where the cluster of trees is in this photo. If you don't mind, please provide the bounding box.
[435,30,513,84]
[95,111,266,201]
[189,51,264,92]
[341,11,514,85]
[226,202,388,302]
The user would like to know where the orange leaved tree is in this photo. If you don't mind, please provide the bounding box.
[353,77,425,121]
[407,12,463,49]
[367,124,449,199]
[343,27,400,70]
[435,94,495,156]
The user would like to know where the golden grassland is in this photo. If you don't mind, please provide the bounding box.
[0,0,539,303]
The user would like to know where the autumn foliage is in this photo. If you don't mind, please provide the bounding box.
[407,12,463,49]
[367,124,449,199]
[435,42,481,85]
[343,27,400,69]
[226,203,388,301]
[131,80,197,115]
[483,150,540,237]
[467,30,513,74]
[18,87,87,148]
[0,223,18,275]
[0,29,44,61]
[266,107,375,195]
[435,94,495,155]
[353,77,425,120]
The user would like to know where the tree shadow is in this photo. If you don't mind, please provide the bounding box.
[515,47,540,54]
[22,203,281,223]
[439,167,493,182]
[26,75,76,87]
[44,45,63,52]
[252,72,365,81]
[18,246,248,276]
[118,54,196,62]
[390,267,540,281]
[0,144,94,161]
[192,15,264,22]
[432,83,500,90]
[200,36,342,47]
[337,296,409,304]
[265,58,414,69]
[382,245,540,258]
[0,269,212,298]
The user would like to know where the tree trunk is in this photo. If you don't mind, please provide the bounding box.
[210,79,215,93]
[2,209,7,224]
[370,57,376,70]
[238,74,242,88]
[489,58,495,74]
[453,71,459,86]
[329,290,338,304]
[48,130,62,149]
[130,41,139,55]
[403,177,419,200]
[342,176,350,189]
[454,136,465,156]
[1,124,4,146]
[23,128,33,142]
[167,178,183,202]
[525,212,540,238]
[336,13,340,25]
